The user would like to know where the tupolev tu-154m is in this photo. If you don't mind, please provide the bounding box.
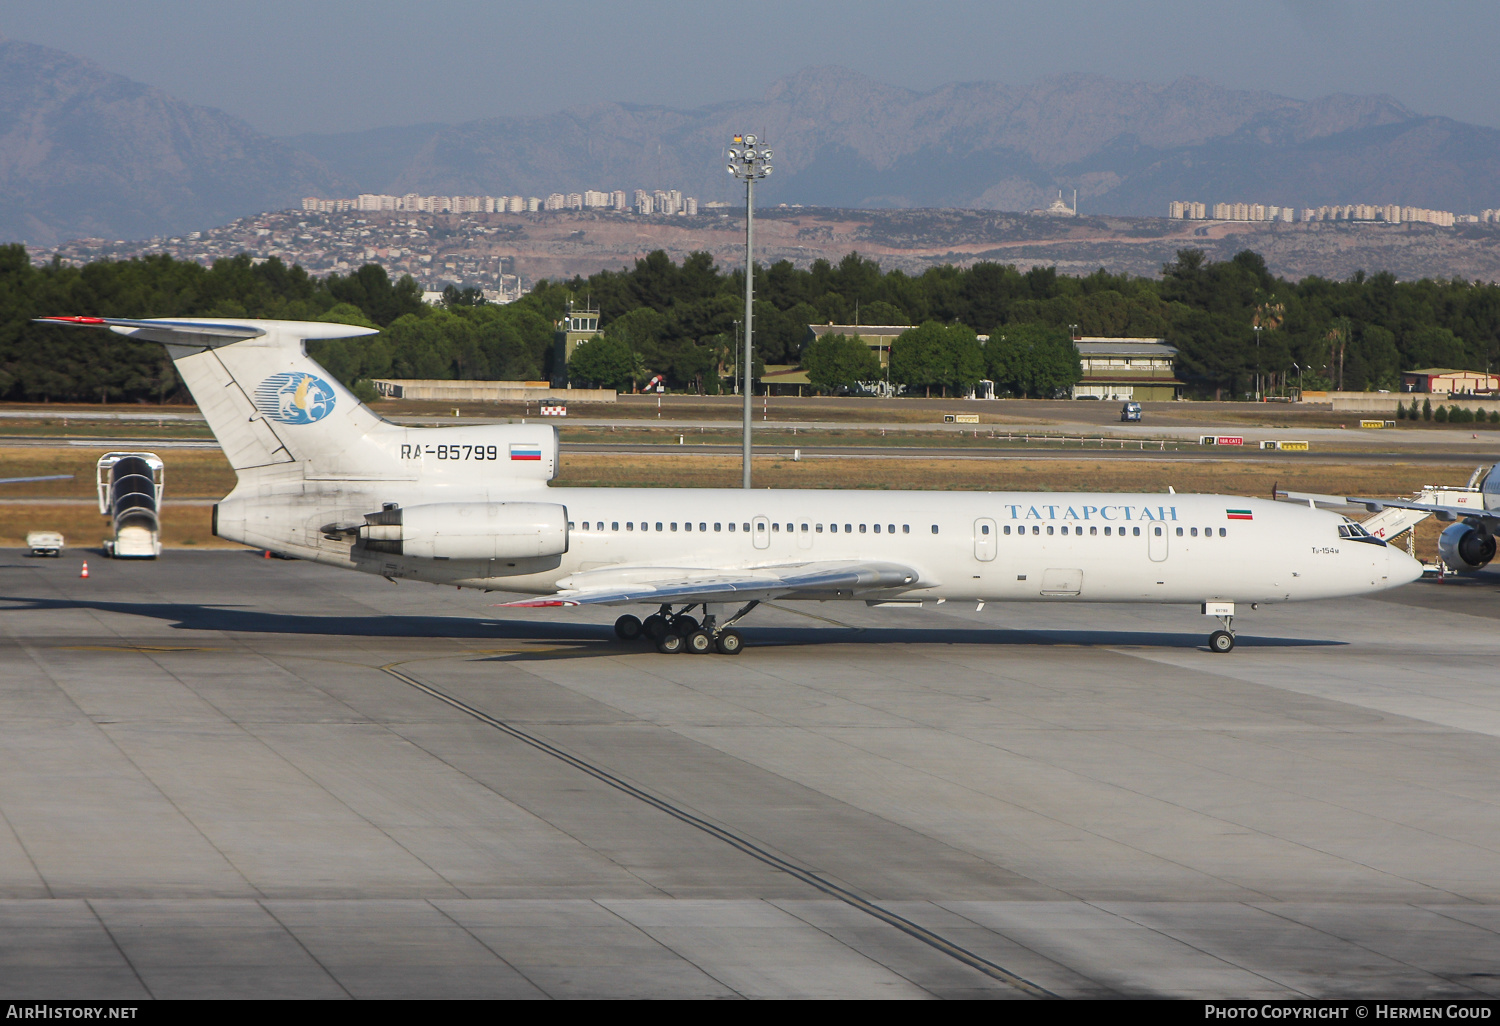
[37,316,1423,654]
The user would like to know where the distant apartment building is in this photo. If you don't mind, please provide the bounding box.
[310,187,699,218]
[302,197,356,213]
[1171,198,1469,225]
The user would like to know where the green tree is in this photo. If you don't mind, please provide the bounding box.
[802,333,883,393]
[1423,397,1433,420]
[985,323,1081,397]
[567,334,636,392]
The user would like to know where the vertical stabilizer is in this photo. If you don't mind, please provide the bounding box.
[37,317,385,474]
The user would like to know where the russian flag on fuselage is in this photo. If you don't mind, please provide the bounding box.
[510,444,542,461]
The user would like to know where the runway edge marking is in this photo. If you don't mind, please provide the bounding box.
[379,662,1057,998]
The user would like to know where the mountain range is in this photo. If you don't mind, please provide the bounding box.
[4,36,1500,248]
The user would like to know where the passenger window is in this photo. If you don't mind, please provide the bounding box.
[903,525,910,534]
[1219,528,1226,537]
[700,523,706,532]
[1189,527,1197,537]
[612,522,619,531]
[626,522,634,531]
[981,524,990,535]
[830,524,837,533]
[728,523,735,532]
[744,523,751,532]
[772,523,780,532]
[1003,525,1011,535]
[888,525,895,534]
[1032,525,1040,535]
[801,523,809,532]
[1090,526,1097,535]
[568,521,575,529]
[874,524,881,534]
[816,524,823,533]
[714,523,721,532]
[1133,527,1141,537]
[859,524,867,534]
[1046,526,1054,535]
[1177,527,1184,537]
[656,522,663,531]
[1153,526,1162,536]
[844,524,852,533]
[931,525,939,534]
[1104,526,1111,536]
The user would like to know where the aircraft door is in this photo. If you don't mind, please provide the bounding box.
[752,516,770,550]
[1148,522,1169,562]
[974,518,997,561]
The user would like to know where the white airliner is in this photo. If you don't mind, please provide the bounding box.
[39,316,1423,654]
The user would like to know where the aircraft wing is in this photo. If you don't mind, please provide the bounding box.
[1345,497,1500,525]
[496,560,921,608]
[1276,490,1361,509]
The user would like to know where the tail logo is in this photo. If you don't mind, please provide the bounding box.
[254,373,337,425]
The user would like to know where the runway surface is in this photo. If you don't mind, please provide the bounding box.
[1,552,1499,998]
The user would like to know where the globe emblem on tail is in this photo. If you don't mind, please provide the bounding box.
[253,373,337,425]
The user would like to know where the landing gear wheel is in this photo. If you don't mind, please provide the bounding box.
[656,632,685,655]
[715,629,744,655]
[614,615,642,641]
[642,614,666,641]
[686,630,715,654]
[673,615,700,635]
[1209,630,1235,653]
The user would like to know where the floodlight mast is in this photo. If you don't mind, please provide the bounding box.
[727,134,772,489]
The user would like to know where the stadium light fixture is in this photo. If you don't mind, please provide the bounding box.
[726,133,774,489]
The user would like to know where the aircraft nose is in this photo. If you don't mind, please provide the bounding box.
[1387,545,1424,585]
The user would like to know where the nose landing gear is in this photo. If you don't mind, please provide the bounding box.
[1202,601,1236,653]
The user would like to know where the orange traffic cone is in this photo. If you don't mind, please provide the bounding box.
[264,550,272,559]
[79,561,89,579]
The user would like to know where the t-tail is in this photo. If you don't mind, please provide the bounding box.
[34,317,561,551]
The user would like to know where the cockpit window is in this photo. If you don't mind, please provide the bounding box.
[1339,519,1387,546]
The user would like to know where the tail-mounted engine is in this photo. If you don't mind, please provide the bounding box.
[347,502,569,560]
[1438,518,1497,573]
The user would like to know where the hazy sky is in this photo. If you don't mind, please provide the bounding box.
[6,0,1497,136]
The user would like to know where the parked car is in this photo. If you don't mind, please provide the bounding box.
[1120,401,1143,422]
[25,531,64,557]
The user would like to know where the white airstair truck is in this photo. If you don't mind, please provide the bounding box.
[97,452,164,558]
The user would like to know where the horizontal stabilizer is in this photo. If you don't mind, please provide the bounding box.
[34,316,376,348]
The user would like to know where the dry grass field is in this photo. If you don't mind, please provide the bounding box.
[0,444,1467,559]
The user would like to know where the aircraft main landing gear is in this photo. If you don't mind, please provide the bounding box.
[1209,629,1235,653]
[633,601,757,654]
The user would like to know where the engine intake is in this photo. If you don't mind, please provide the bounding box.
[1438,519,1496,573]
[359,502,569,560]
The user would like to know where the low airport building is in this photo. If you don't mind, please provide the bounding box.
[1401,368,1500,395]
[372,379,615,402]
[1071,337,1182,400]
